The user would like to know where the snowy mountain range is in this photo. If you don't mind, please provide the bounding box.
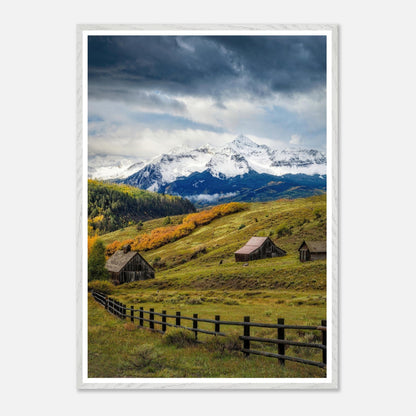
[89,135,326,205]
[88,154,144,181]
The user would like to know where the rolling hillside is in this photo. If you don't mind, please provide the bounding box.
[100,194,327,291]
[90,194,328,378]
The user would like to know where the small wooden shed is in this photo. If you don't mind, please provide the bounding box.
[298,240,326,262]
[105,244,155,284]
[234,237,286,262]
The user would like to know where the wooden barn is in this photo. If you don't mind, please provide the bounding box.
[105,244,155,284]
[298,240,327,262]
[234,237,286,262]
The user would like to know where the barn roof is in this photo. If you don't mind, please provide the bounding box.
[105,250,138,273]
[298,240,326,253]
[234,237,270,255]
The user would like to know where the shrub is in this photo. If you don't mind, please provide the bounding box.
[152,256,166,269]
[296,218,310,226]
[88,280,114,295]
[313,208,325,220]
[105,240,122,257]
[238,224,246,230]
[223,299,239,305]
[204,332,242,354]
[186,297,203,305]
[275,223,293,238]
[163,216,171,225]
[126,344,161,370]
[190,245,207,259]
[152,256,161,266]
[124,322,136,331]
[162,328,196,347]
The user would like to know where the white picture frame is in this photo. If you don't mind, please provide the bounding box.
[77,23,339,390]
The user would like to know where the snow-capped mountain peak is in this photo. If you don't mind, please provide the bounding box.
[90,135,326,195]
[228,134,260,151]
[206,150,250,178]
[169,144,193,155]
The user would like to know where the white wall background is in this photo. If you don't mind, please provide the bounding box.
[1,1,415,415]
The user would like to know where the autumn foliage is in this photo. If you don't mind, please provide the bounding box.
[105,202,244,257]
[88,235,98,256]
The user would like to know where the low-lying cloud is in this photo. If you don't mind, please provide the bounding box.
[185,192,239,203]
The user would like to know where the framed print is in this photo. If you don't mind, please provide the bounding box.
[77,24,338,389]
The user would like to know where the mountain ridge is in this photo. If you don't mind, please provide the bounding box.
[90,135,326,205]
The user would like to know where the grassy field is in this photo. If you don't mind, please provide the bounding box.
[101,194,327,289]
[88,294,326,378]
[89,194,327,378]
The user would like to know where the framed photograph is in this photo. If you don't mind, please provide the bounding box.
[77,24,338,389]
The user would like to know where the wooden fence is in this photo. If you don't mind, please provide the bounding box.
[91,290,327,369]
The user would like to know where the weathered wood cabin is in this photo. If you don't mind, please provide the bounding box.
[234,237,286,262]
[298,240,326,262]
[105,244,155,284]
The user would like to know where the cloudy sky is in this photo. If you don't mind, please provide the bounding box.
[88,35,327,160]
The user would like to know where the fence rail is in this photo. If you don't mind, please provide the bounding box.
[91,290,327,369]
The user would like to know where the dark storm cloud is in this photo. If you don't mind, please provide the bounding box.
[90,85,188,114]
[88,35,326,101]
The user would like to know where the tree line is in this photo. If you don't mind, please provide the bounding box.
[88,180,195,235]
[105,202,245,256]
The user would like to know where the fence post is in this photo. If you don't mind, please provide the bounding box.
[215,315,220,334]
[243,316,250,356]
[176,311,181,327]
[193,314,198,340]
[162,310,167,332]
[130,306,134,323]
[139,307,143,327]
[105,297,109,311]
[108,298,113,314]
[321,319,327,365]
[277,318,285,366]
[149,308,154,330]
[122,303,126,319]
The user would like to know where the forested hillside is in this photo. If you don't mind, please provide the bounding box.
[88,180,195,234]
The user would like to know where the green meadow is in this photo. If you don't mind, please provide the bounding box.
[89,194,327,378]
